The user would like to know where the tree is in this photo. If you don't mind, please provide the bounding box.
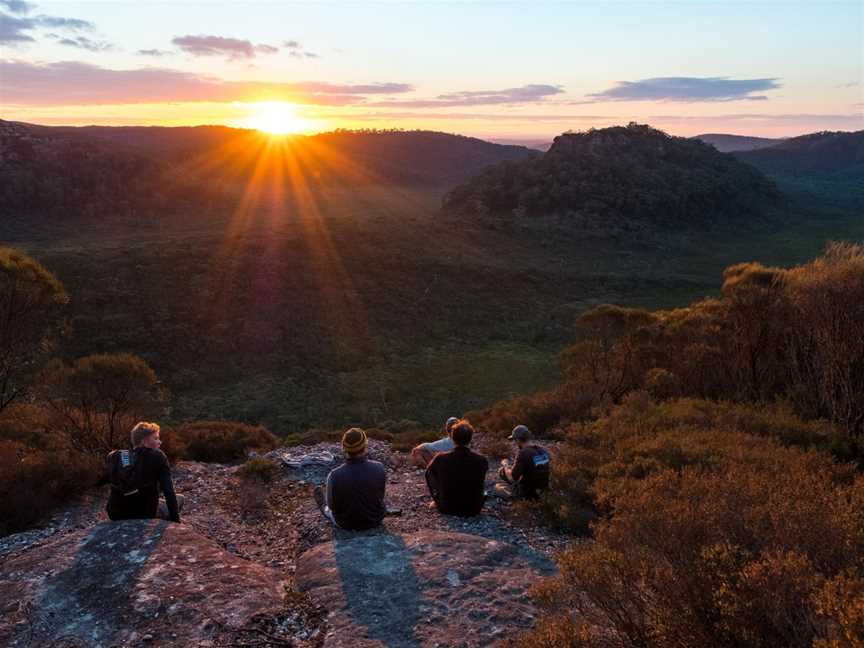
[40,353,165,453]
[0,247,68,413]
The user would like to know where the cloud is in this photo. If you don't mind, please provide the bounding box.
[137,48,170,57]
[33,15,93,30]
[172,34,279,59]
[0,9,94,44]
[283,39,320,60]
[0,59,413,106]
[0,13,34,42]
[368,84,564,108]
[0,0,33,14]
[588,77,781,103]
[58,35,113,51]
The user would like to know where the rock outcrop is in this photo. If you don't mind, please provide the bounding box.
[296,530,555,648]
[0,520,302,648]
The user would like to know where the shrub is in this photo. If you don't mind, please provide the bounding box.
[39,353,165,453]
[0,247,68,413]
[237,457,280,484]
[520,397,863,647]
[0,440,99,535]
[176,421,278,463]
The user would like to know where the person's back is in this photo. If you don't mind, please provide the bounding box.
[325,428,386,530]
[105,446,170,520]
[101,422,180,523]
[511,443,550,499]
[426,445,488,516]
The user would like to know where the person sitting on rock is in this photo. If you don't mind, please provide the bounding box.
[498,425,550,500]
[410,416,459,469]
[99,421,182,523]
[425,419,489,516]
[314,428,386,530]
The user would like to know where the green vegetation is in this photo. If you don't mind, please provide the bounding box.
[445,123,780,228]
[483,244,864,647]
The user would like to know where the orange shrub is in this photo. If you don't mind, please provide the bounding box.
[174,420,278,463]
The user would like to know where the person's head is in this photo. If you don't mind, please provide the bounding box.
[131,421,161,449]
[342,427,368,458]
[450,419,474,447]
[508,424,531,448]
[444,416,459,437]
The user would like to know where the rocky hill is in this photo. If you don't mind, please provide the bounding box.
[443,123,781,228]
[0,440,564,647]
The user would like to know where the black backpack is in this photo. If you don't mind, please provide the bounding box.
[527,446,551,492]
[107,449,147,496]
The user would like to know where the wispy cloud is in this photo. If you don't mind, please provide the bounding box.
[0,0,33,14]
[0,8,94,44]
[283,39,320,60]
[0,59,413,106]
[137,48,170,57]
[56,35,113,51]
[172,34,279,60]
[588,77,781,103]
[369,84,564,108]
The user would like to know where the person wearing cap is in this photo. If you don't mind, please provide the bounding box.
[314,428,386,530]
[425,419,489,516]
[498,425,551,499]
[410,416,459,469]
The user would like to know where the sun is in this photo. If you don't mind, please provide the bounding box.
[240,102,309,135]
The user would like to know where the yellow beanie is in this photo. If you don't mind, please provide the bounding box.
[342,427,368,456]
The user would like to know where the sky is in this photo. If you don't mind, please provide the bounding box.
[1,0,862,139]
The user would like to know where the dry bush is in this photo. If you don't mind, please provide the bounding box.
[0,438,98,535]
[175,420,278,463]
[522,397,863,647]
[39,353,165,453]
[0,247,68,413]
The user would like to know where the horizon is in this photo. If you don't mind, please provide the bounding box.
[3,116,861,146]
[1,0,862,139]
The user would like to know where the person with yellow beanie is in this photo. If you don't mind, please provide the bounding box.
[313,428,386,530]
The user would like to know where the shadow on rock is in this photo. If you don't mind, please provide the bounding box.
[440,513,556,576]
[22,520,167,646]
[333,529,422,648]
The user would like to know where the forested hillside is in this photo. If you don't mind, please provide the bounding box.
[735,129,864,180]
[0,121,537,218]
[444,123,781,228]
[693,133,783,152]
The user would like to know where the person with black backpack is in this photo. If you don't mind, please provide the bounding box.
[498,425,550,500]
[98,421,182,523]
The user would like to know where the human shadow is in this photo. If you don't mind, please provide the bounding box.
[332,527,422,648]
[437,508,557,577]
[21,519,168,647]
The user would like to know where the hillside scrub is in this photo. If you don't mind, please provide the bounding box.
[516,395,864,648]
[488,242,864,647]
[476,243,864,446]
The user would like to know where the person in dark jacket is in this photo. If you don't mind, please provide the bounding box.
[425,419,489,516]
[314,428,386,530]
[498,424,550,499]
[99,421,182,523]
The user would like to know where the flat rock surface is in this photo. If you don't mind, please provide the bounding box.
[0,520,319,648]
[0,440,568,647]
[296,530,555,648]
